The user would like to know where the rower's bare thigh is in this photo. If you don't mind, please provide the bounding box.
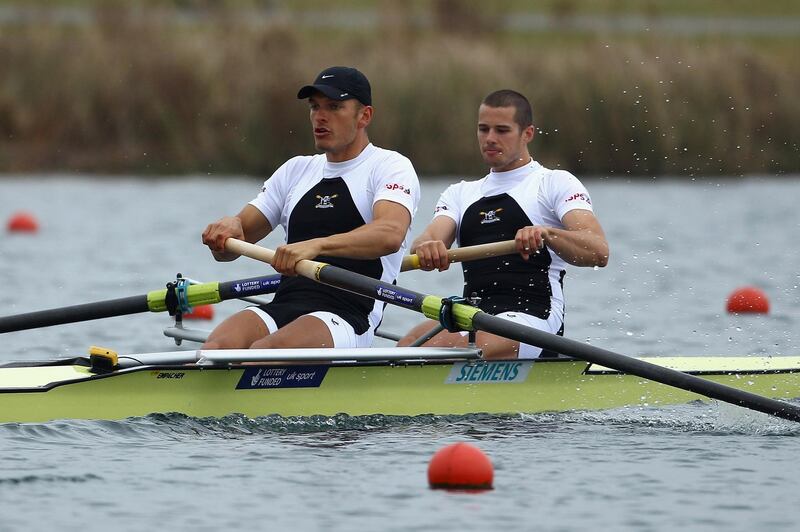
[397,319,441,346]
[202,310,269,349]
[427,330,518,359]
[250,314,335,349]
[399,319,519,359]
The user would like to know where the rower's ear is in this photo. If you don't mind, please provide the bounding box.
[357,104,373,129]
[522,124,535,144]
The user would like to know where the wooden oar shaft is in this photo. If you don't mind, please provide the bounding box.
[230,238,800,424]
[225,239,322,279]
[400,240,518,271]
[226,238,519,274]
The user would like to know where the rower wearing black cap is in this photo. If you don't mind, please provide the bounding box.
[201,66,420,350]
[297,66,373,107]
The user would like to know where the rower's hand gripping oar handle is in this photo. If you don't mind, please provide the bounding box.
[224,238,325,280]
[400,240,519,271]
[225,238,520,275]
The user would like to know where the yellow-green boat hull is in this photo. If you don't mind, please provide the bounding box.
[2,356,799,423]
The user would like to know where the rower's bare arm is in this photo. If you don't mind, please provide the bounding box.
[271,200,411,275]
[519,209,609,267]
[202,205,272,262]
[410,217,457,271]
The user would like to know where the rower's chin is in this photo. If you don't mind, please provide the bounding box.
[482,154,504,166]
[314,138,333,151]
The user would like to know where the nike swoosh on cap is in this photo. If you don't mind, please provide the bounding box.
[340,93,349,97]
[321,75,334,79]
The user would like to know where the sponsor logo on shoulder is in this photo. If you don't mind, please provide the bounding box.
[479,208,503,225]
[445,361,533,384]
[385,183,411,195]
[565,192,591,204]
[236,365,329,390]
[315,194,338,209]
[375,286,415,305]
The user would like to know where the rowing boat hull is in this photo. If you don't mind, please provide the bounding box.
[2,355,799,423]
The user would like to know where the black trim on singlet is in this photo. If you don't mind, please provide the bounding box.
[261,177,383,334]
[459,193,553,319]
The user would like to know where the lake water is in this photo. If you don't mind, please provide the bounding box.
[1,175,799,531]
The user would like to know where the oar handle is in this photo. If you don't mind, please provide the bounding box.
[227,238,519,274]
[224,238,324,280]
[401,240,518,271]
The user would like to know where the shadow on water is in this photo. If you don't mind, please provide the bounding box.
[0,473,101,486]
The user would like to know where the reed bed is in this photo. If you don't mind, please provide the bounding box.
[0,6,797,177]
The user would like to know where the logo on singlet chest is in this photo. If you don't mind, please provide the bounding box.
[315,194,338,209]
[479,207,504,224]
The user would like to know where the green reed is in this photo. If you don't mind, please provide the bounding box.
[0,6,797,177]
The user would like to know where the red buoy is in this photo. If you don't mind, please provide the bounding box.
[184,305,214,320]
[726,286,769,314]
[428,442,493,490]
[7,212,39,233]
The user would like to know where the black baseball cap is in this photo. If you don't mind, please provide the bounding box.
[297,66,372,106]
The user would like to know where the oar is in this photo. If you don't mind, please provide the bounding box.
[0,240,515,334]
[0,275,281,333]
[225,238,800,423]
[400,240,518,271]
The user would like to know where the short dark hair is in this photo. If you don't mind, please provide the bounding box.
[482,90,533,129]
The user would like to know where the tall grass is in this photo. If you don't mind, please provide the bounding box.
[0,5,797,177]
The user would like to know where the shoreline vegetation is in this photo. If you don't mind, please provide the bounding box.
[0,2,798,178]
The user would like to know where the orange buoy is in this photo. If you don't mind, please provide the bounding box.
[726,286,769,314]
[7,212,39,233]
[428,442,493,490]
[184,305,215,320]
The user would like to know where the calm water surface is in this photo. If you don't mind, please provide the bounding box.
[1,176,799,531]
